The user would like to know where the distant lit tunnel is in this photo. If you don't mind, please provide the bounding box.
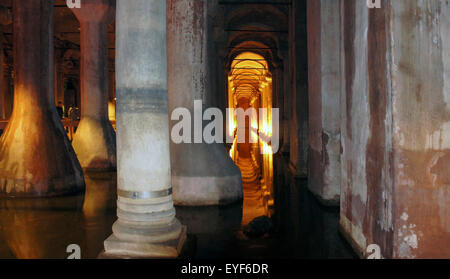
[227,51,274,225]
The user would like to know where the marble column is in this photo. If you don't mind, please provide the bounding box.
[71,0,116,171]
[103,0,186,258]
[0,0,84,197]
[307,0,341,206]
[167,0,243,206]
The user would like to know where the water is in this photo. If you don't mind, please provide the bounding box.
[0,156,355,259]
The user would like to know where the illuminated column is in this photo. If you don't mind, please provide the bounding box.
[107,69,116,122]
[103,0,186,258]
[71,0,116,171]
[167,0,243,206]
[0,0,84,197]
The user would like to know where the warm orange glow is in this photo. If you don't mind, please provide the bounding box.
[227,51,274,223]
[108,101,116,122]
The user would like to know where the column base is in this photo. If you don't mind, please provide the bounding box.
[172,174,243,206]
[72,117,116,171]
[102,225,187,258]
[338,214,366,259]
[307,187,340,207]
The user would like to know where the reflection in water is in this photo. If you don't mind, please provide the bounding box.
[272,156,356,258]
[228,99,274,225]
[0,172,116,259]
[0,194,84,259]
[176,204,243,259]
[81,172,117,258]
[0,156,355,259]
[227,52,275,226]
[176,155,356,258]
[231,126,274,225]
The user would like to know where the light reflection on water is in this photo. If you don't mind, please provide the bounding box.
[0,156,355,259]
[0,172,116,259]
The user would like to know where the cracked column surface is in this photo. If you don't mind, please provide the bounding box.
[167,0,243,206]
[103,0,186,258]
[0,0,85,197]
[71,0,116,171]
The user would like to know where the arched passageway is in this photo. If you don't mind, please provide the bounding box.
[227,51,274,225]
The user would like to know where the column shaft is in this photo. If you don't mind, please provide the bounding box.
[0,0,84,197]
[288,0,308,178]
[307,0,342,206]
[103,0,185,258]
[167,0,243,206]
[340,0,450,258]
[71,0,116,171]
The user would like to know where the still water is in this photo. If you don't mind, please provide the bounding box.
[0,156,355,259]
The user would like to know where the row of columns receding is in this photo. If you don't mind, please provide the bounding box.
[0,0,245,258]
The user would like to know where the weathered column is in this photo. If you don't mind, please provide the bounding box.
[273,66,285,151]
[288,0,309,178]
[307,0,341,206]
[167,0,243,206]
[0,0,84,197]
[340,0,450,259]
[103,0,186,258]
[71,0,116,171]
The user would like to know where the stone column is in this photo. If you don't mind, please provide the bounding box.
[280,49,290,154]
[307,0,341,206]
[273,66,284,149]
[103,0,186,258]
[288,0,309,178]
[167,0,243,206]
[340,0,450,258]
[71,0,116,171]
[0,0,84,197]
[107,67,116,122]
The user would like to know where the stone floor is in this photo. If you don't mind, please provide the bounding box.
[0,155,356,259]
